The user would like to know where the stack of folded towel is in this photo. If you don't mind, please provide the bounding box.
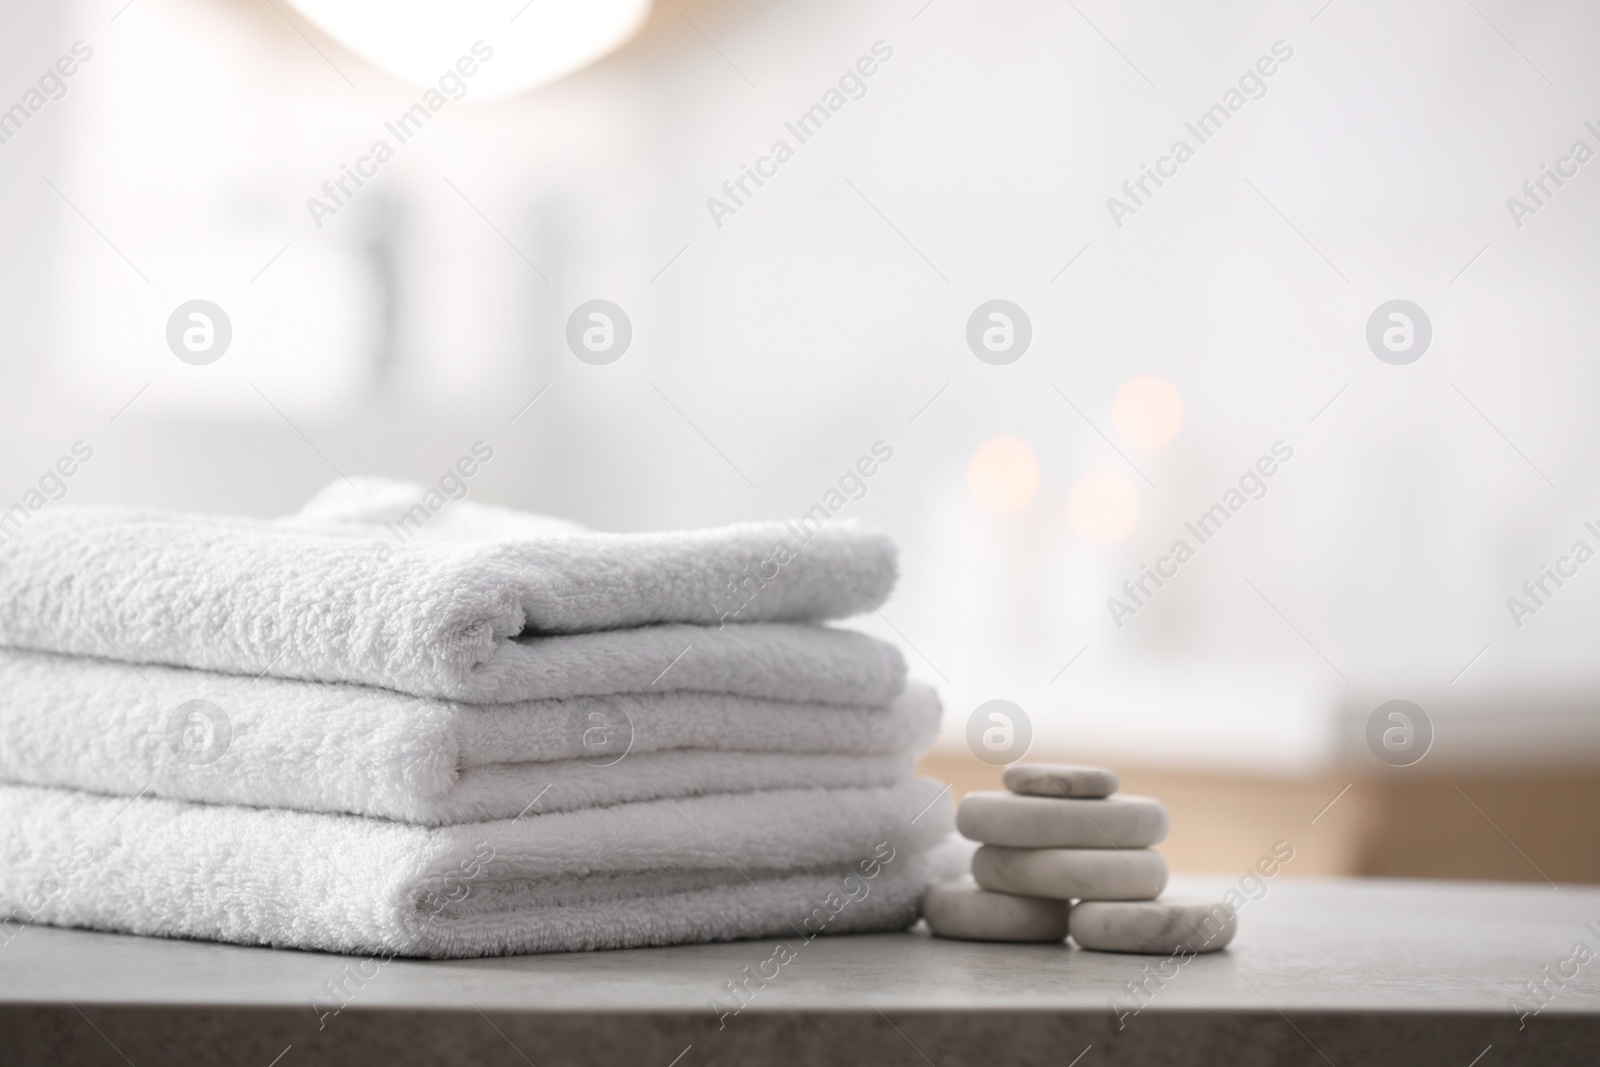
[0,479,959,958]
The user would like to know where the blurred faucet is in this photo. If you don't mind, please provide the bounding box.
[346,185,404,388]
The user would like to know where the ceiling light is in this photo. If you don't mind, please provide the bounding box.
[282,0,653,100]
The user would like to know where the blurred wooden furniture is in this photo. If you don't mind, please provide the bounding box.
[919,752,1600,884]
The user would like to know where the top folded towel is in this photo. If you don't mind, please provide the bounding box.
[0,479,897,700]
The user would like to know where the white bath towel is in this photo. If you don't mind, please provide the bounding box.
[0,780,960,958]
[0,588,903,704]
[289,476,592,540]
[0,488,896,700]
[0,648,941,824]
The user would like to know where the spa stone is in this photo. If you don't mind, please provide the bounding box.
[957,791,1168,848]
[1069,898,1237,954]
[1002,762,1118,799]
[971,845,1167,902]
[922,879,1068,943]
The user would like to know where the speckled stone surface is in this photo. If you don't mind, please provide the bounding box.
[1,878,1597,1066]
[971,845,1168,901]
[957,791,1169,848]
[922,879,1069,943]
[1002,762,1119,799]
[1069,898,1237,954]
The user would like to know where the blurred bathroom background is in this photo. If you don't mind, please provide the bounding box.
[3,0,1598,881]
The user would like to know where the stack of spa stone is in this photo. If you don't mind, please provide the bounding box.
[922,763,1237,955]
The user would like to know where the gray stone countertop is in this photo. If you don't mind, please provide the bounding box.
[2,876,1597,1066]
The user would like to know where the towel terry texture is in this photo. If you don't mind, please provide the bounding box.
[0,780,961,957]
[0,647,940,824]
[0,486,896,699]
[0,480,955,956]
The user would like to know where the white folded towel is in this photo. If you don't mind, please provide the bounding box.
[0,596,903,704]
[0,780,960,957]
[0,487,896,700]
[0,648,941,824]
[290,476,594,540]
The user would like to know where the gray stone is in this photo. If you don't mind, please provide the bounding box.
[921,879,1068,943]
[1003,762,1118,799]
[957,791,1168,848]
[972,845,1167,901]
[1069,898,1237,954]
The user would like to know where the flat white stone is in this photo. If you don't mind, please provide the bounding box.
[921,879,1068,943]
[971,845,1167,901]
[1003,762,1119,799]
[1069,898,1237,954]
[957,792,1168,848]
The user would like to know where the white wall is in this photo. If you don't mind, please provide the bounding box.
[3,0,1598,771]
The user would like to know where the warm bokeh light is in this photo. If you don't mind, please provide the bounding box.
[1067,468,1140,545]
[967,435,1041,515]
[1112,373,1184,449]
